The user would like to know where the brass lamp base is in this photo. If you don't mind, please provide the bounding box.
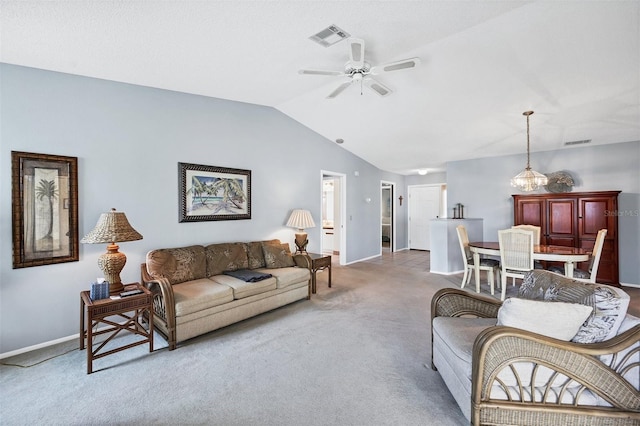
[294,232,309,254]
[97,243,127,294]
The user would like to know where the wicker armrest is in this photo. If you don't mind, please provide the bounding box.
[431,287,502,320]
[471,324,640,425]
[140,263,178,350]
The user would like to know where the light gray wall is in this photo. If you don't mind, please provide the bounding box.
[446,141,640,285]
[0,64,406,353]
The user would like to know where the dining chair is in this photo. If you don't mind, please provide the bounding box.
[511,224,541,244]
[548,228,607,283]
[511,224,544,269]
[456,225,500,295]
[498,228,535,301]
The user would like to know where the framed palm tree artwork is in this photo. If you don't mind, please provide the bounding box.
[178,162,251,222]
[11,151,79,268]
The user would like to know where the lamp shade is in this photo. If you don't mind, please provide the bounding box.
[286,209,316,231]
[81,208,143,244]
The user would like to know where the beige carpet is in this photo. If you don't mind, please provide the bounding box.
[1,250,637,425]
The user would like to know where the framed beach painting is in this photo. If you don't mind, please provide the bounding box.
[11,151,79,268]
[178,162,251,222]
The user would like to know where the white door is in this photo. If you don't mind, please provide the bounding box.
[408,185,441,250]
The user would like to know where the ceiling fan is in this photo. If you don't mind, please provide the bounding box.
[299,38,420,99]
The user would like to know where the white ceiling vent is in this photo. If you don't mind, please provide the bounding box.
[309,25,350,47]
[564,139,592,146]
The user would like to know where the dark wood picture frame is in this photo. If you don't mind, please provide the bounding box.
[178,162,251,222]
[11,151,79,268]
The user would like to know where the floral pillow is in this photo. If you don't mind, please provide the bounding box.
[518,270,630,343]
[262,243,295,268]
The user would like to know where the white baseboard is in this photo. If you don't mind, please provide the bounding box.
[1,333,79,360]
[430,269,464,276]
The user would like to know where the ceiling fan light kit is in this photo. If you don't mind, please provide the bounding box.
[510,111,548,192]
[299,37,420,99]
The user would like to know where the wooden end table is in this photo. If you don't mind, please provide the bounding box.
[79,283,153,374]
[306,253,332,294]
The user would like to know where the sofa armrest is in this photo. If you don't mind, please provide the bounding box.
[471,324,640,425]
[292,253,312,269]
[430,288,502,370]
[140,263,178,350]
[431,288,501,320]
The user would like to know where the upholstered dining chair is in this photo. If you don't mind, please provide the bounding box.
[548,228,607,283]
[456,225,500,295]
[512,224,544,269]
[498,228,534,300]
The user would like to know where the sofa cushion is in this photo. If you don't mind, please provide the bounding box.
[262,243,295,268]
[211,274,277,299]
[244,240,281,269]
[497,298,593,341]
[256,266,310,289]
[146,245,206,285]
[172,278,234,317]
[518,270,630,343]
[206,243,249,277]
[432,317,497,382]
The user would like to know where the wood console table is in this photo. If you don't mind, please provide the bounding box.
[79,283,153,374]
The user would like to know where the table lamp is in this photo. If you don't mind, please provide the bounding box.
[286,209,316,254]
[81,208,143,294]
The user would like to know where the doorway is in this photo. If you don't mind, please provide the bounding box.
[381,181,395,253]
[408,184,443,250]
[321,171,346,265]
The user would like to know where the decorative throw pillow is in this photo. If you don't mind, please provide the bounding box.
[497,298,593,341]
[244,242,267,269]
[146,245,207,285]
[205,243,249,276]
[262,243,295,268]
[571,284,630,344]
[518,270,631,343]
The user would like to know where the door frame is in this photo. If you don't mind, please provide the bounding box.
[380,180,396,254]
[321,170,347,266]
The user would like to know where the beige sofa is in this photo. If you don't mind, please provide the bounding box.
[141,239,311,350]
[431,270,640,425]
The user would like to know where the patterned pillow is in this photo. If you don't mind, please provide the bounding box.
[244,239,282,269]
[571,284,630,343]
[518,270,630,343]
[146,245,207,285]
[205,243,249,277]
[262,243,295,268]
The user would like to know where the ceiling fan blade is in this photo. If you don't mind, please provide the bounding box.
[327,81,352,99]
[364,78,392,97]
[370,58,421,75]
[349,38,365,69]
[299,69,343,76]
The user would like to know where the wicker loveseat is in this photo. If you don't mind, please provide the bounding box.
[141,239,311,350]
[431,270,640,425]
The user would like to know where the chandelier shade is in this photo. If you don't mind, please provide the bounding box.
[511,110,548,191]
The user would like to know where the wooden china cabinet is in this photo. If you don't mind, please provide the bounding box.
[513,191,620,285]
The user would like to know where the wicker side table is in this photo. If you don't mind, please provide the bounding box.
[79,283,153,374]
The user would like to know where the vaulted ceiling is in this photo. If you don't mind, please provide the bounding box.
[2,1,638,174]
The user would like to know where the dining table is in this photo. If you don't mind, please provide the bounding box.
[468,241,591,292]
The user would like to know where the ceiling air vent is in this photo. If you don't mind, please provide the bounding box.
[564,139,592,146]
[309,25,350,47]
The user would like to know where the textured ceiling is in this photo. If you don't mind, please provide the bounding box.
[2,1,639,175]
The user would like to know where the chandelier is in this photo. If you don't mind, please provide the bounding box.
[510,111,548,191]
